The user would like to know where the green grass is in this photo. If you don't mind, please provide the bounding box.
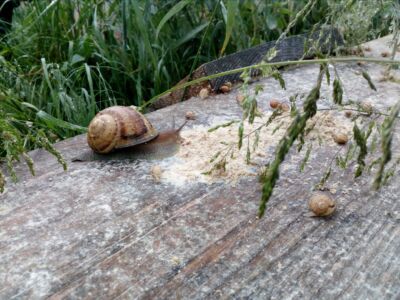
[1,1,331,116]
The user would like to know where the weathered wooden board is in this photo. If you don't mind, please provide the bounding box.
[1,36,399,299]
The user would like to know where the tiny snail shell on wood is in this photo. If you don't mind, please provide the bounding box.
[344,111,352,118]
[87,106,158,154]
[381,51,390,57]
[185,111,196,120]
[219,82,232,93]
[308,193,336,217]
[236,93,245,104]
[199,88,209,99]
[333,133,349,145]
[269,99,280,109]
[279,102,290,112]
[360,101,373,114]
[151,165,162,182]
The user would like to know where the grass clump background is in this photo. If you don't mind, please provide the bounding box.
[0,0,398,195]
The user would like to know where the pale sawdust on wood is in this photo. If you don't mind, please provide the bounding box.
[161,110,353,186]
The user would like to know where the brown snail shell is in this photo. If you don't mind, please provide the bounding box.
[219,82,232,93]
[87,106,158,154]
[185,111,196,120]
[360,101,373,114]
[279,102,290,112]
[333,133,349,145]
[199,88,209,99]
[344,111,352,118]
[236,93,245,104]
[308,193,336,217]
[269,99,280,109]
[381,51,389,57]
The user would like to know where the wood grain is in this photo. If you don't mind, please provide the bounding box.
[1,35,399,299]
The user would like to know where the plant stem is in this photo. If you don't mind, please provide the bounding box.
[258,66,325,217]
[318,107,400,119]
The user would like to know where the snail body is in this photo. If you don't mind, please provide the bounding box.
[87,106,158,154]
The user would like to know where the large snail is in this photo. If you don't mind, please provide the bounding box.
[87,106,158,154]
[73,106,186,161]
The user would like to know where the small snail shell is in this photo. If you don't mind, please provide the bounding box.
[269,99,280,109]
[308,193,336,217]
[219,82,232,93]
[333,133,349,145]
[151,165,162,182]
[344,111,352,118]
[199,88,209,99]
[185,111,196,120]
[279,102,290,112]
[381,51,389,57]
[360,101,373,114]
[236,93,245,104]
[87,106,158,154]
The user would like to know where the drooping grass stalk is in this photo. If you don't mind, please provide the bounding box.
[373,100,400,189]
[258,66,325,217]
[353,123,369,178]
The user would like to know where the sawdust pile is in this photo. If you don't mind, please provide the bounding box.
[161,111,353,186]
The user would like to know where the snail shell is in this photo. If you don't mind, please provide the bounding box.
[360,101,373,114]
[87,106,158,154]
[344,111,352,118]
[199,88,209,99]
[151,165,163,182]
[185,111,196,120]
[236,93,245,104]
[279,102,290,112]
[308,193,336,217]
[269,99,280,109]
[333,133,349,145]
[219,82,232,93]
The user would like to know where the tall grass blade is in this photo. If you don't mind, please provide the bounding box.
[156,0,191,39]
[36,110,87,132]
[220,0,237,56]
[131,1,156,69]
[172,22,209,49]
[84,63,95,108]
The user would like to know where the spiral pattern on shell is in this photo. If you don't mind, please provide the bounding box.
[87,106,158,154]
[308,193,336,217]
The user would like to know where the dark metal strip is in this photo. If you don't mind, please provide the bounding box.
[203,27,344,91]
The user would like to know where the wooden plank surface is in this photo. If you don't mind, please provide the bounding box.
[1,36,399,299]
